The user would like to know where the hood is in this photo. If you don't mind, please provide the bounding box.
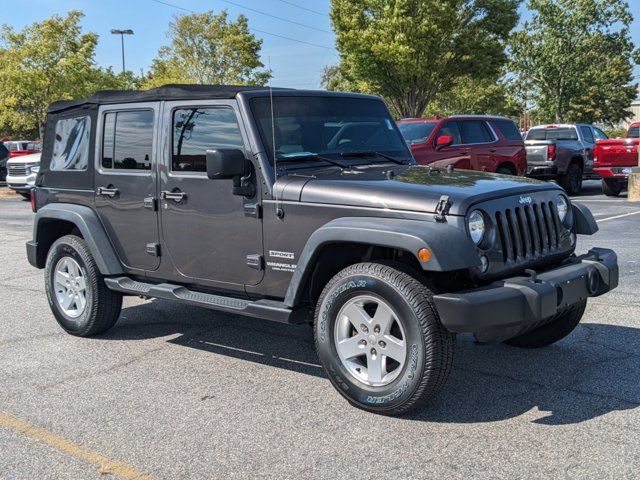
[7,152,41,165]
[275,165,561,215]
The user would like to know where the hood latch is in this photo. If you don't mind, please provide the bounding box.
[434,195,451,222]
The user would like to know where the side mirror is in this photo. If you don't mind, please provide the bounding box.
[206,149,247,180]
[435,135,454,151]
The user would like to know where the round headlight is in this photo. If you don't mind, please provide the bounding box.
[468,210,486,245]
[556,195,569,223]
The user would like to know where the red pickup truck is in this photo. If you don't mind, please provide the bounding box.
[594,122,639,196]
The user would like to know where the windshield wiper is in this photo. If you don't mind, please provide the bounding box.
[276,152,349,169]
[339,150,409,165]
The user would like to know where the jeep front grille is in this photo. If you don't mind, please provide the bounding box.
[495,201,562,263]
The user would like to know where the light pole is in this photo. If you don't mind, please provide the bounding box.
[110,29,134,74]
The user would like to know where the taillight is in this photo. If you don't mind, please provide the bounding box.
[547,144,556,161]
[30,188,37,213]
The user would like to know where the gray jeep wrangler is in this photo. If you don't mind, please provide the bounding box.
[27,85,618,415]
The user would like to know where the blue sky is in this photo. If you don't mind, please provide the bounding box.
[2,0,639,89]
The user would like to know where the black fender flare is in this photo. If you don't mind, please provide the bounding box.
[284,217,481,307]
[28,203,123,275]
[572,203,598,235]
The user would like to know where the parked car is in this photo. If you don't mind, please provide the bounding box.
[593,122,639,196]
[0,142,9,181]
[524,124,607,195]
[397,115,526,175]
[27,85,618,415]
[6,152,40,198]
[4,140,42,158]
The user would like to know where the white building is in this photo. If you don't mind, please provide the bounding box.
[627,93,640,127]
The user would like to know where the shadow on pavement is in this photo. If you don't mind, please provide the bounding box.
[104,299,639,425]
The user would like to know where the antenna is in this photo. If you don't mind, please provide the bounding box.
[269,57,284,219]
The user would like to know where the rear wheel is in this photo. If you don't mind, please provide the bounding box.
[496,165,516,176]
[503,300,587,348]
[45,235,122,336]
[602,178,624,197]
[314,262,454,415]
[558,162,583,195]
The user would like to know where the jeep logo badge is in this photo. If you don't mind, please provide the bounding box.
[518,196,533,205]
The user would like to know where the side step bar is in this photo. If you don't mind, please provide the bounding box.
[104,277,307,324]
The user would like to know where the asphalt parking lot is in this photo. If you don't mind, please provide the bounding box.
[0,180,639,479]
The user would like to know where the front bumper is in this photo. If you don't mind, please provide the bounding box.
[6,173,36,192]
[433,248,618,342]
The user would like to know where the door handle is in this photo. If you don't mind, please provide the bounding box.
[160,190,187,202]
[97,186,119,197]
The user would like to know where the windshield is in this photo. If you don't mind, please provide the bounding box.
[250,96,410,164]
[526,127,578,141]
[397,121,438,144]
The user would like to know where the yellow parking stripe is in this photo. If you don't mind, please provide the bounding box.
[0,412,151,479]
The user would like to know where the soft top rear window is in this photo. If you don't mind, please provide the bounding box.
[526,127,578,141]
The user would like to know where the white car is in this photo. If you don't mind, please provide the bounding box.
[6,152,40,198]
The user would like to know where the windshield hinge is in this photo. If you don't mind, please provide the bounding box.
[434,195,451,222]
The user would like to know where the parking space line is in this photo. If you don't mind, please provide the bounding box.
[596,210,640,223]
[0,412,150,480]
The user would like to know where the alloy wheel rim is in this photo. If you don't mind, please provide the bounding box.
[334,295,407,387]
[54,257,87,319]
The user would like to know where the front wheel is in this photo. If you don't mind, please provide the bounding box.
[503,300,587,348]
[45,235,123,336]
[602,178,624,197]
[314,262,454,415]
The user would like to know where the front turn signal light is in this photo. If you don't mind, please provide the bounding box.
[417,247,431,262]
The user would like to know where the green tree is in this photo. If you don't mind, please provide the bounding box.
[0,11,131,138]
[509,0,640,124]
[144,10,271,88]
[327,0,520,118]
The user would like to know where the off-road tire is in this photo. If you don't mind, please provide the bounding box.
[503,300,587,348]
[45,235,122,336]
[558,162,583,195]
[314,262,455,415]
[602,178,624,197]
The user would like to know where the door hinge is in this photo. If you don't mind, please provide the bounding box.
[146,243,161,257]
[144,196,157,211]
[246,254,263,270]
[244,203,262,218]
[434,195,451,222]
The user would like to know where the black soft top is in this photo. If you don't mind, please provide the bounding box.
[48,84,288,113]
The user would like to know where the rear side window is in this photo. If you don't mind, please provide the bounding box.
[579,126,594,143]
[592,127,608,141]
[492,120,522,141]
[458,120,495,144]
[628,126,639,138]
[50,116,91,171]
[102,110,154,170]
[172,107,244,172]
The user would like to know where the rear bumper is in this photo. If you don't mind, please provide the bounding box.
[433,248,618,342]
[594,167,632,180]
[526,164,558,178]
